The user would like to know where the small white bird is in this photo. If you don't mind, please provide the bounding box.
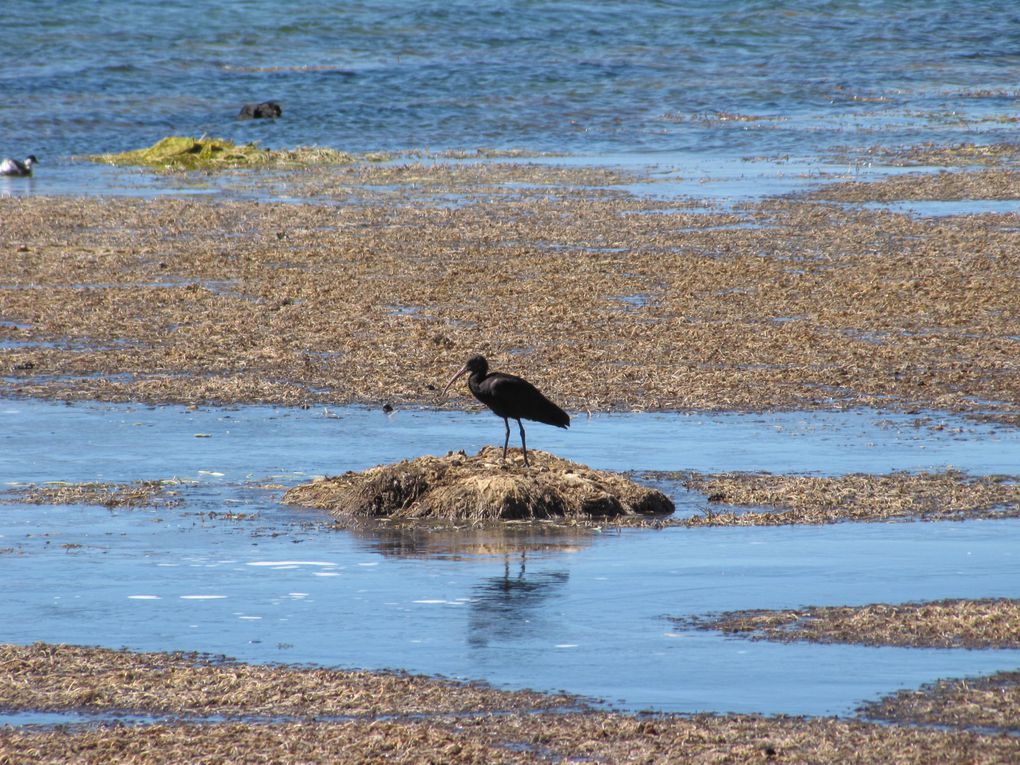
[0,155,39,176]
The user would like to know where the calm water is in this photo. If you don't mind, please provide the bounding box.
[3,400,1020,718]
[3,1,1020,169]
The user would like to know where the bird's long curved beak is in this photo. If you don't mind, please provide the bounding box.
[440,364,470,398]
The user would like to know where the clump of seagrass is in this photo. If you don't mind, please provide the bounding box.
[664,469,1020,525]
[284,446,674,522]
[3,480,185,508]
[860,670,1020,733]
[677,598,1020,649]
[88,136,354,171]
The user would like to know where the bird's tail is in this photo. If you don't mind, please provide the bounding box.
[532,396,570,429]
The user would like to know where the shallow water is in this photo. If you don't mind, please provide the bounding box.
[859,199,1020,217]
[2,399,1019,718]
[4,399,1019,481]
[4,0,1020,199]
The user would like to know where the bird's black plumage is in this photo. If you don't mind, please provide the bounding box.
[442,355,569,465]
[0,155,38,177]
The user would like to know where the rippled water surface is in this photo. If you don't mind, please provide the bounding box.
[4,1,1020,168]
[3,400,1019,717]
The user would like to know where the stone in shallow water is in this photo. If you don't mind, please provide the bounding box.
[284,446,674,522]
[238,101,283,119]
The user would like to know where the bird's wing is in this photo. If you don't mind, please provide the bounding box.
[488,374,570,428]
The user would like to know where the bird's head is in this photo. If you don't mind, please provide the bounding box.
[25,155,38,167]
[440,354,488,398]
[464,355,488,375]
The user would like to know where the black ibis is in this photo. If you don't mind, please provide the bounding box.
[0,155,38,177]
[442,355,569,466]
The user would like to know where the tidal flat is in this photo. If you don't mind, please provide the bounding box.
[3,159,1020,423]
[3,157,1020,763]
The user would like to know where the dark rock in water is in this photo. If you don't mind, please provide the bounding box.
[239,101,283,119]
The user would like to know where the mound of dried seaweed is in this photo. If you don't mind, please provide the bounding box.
[284,447,674,522]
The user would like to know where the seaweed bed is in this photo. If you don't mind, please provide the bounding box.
[676,598,1020,733]
[2,643,1019,764]
[860,670,1020,732]
[838,141,1020,168]
[6,466,1018,528]
[0,643,576,718]
[677,598,1020,649]
[0,479,186,508]
[283,446,674,522]
[2,153,1020,426]
[810,167,1020,202]
[661,469,1020,525]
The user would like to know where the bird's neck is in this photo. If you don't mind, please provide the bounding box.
[468,370,489,391]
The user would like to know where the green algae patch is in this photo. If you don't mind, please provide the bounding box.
[88,136,355,171]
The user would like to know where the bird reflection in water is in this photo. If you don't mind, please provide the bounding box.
[467,552,570,648]
[343,522,579,648]
[346,521,593,561]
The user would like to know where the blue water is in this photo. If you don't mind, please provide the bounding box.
[4,400,1019,483]
[3,1,1020,172]
[2,400,1020,718]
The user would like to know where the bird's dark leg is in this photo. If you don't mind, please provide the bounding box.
[517,418,529,466]
[502,417,511,462]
